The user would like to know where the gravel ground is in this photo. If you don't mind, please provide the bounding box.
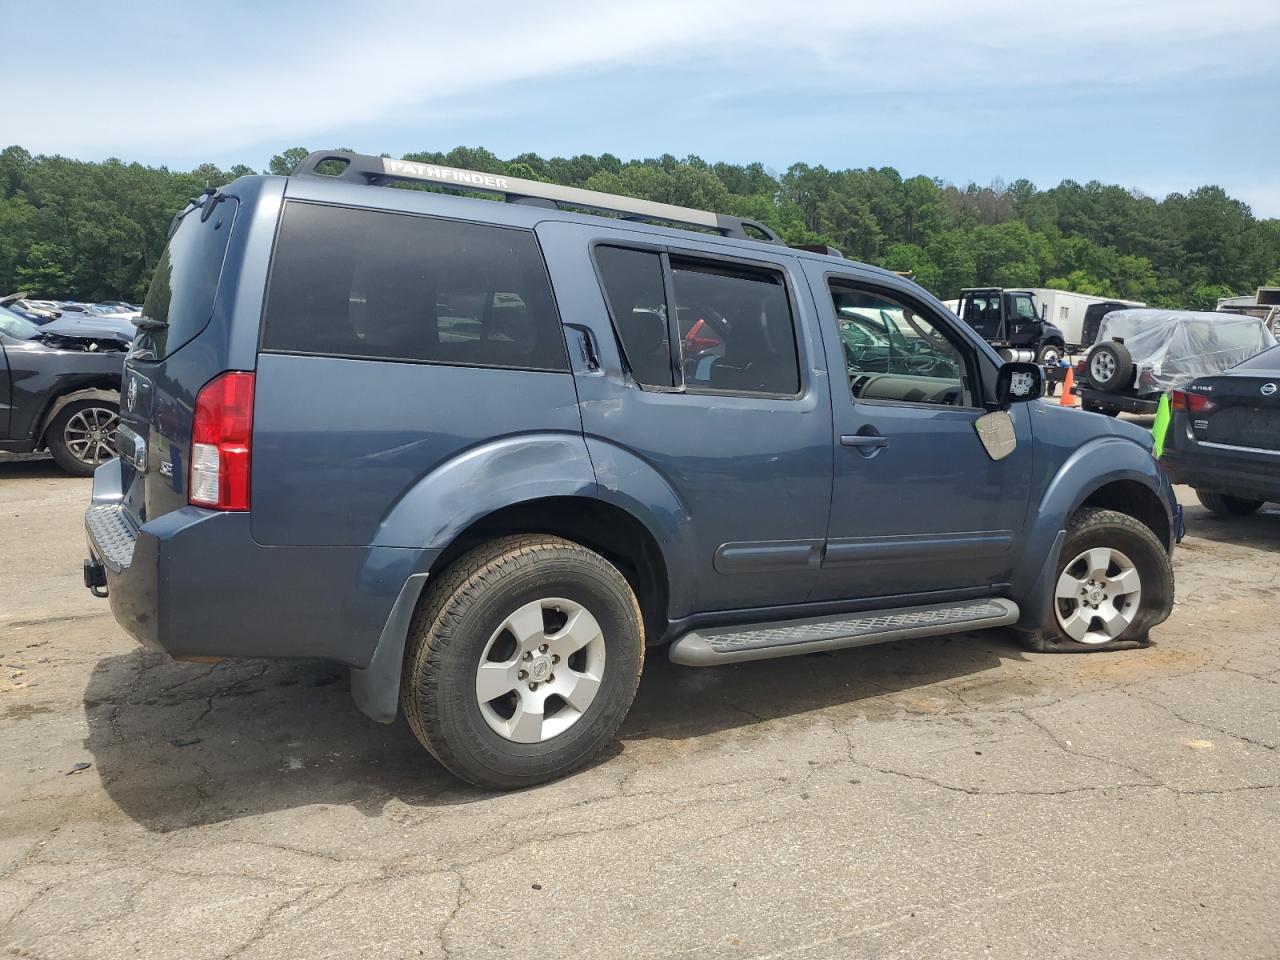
[2,453,1278,959]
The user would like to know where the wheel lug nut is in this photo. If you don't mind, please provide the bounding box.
[547,674,555,684]
[523,651,533,661]
[551,655,559,664]
[528,682,537,691]
[538,644,548,653]
[518,670,527,680]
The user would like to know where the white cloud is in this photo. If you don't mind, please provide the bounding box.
[4,0,1277,159]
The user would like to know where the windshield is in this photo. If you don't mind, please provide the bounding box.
[0,305,41,340]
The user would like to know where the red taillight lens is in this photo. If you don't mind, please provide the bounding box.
[1169,388,1214,415]
[190,371,254,510]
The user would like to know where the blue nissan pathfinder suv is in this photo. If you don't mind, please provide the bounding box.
[84,152,1177,787]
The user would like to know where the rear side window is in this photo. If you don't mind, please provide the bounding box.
[261,202,568,371]
[136,197,239,360]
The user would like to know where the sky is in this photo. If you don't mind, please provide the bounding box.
[4,0,1279,216]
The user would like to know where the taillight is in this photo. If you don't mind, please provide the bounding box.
[190,371,254,510]
[1169,388,1215,414]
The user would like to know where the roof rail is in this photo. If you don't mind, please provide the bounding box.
[291,151,783,245]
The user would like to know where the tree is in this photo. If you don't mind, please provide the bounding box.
[0,143,1274,310]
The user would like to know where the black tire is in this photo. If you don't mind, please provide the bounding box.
[402,534,644,789]
[1037,342,1064,365]
[1021,507,1173,653]
[1088,342,1133,394]
[46,399,120,477]
[1196,489,1264,517]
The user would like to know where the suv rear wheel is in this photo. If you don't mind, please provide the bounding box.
[402,535,644,789]
[47,399,119,477]
[1196,490,1264,517]
[1024,507,1172,652]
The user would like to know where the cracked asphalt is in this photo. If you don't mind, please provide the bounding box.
[2,454,1279,959]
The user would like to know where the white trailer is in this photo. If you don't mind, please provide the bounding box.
[1025,288,1144,350]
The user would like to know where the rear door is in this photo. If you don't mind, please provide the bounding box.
[805,264,1034,602]
[536,221,833,615]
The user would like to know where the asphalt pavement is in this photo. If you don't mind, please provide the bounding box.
[2,454,1278,959]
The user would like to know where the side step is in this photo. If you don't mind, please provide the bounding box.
[667,598,1020,666]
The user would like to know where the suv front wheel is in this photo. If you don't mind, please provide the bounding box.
[402,535,644,789]
[1024,507,1173,652]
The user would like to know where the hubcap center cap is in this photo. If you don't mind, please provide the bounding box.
[1086,586,1105,605]
[527,655,553,682]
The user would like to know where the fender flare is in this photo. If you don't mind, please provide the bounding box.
[351,432,693,723]
[370,431,598,552]
[1013,435,1170,631]
[37,388,120,444]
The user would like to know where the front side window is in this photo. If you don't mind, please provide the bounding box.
[261,202,568,371]
[1012,295,1038,322]
[832,286,970,407]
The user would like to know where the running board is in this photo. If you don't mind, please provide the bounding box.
[667,598,1020,666]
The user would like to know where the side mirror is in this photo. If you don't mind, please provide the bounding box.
[996,361,1043,408]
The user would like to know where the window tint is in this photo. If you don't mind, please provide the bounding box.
[594,246,673,387]
[833,286,969,407]
[135,198,239,360]
[261,202,568,371]
[673,260,799,395]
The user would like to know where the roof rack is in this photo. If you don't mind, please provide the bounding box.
[291,151,783,245]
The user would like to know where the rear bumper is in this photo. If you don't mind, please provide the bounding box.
[83,458,437,668]
[1074,386,1159,414]
[1162,444,1280,504]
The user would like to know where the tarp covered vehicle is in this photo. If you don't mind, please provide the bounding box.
[1075,309,1277,415]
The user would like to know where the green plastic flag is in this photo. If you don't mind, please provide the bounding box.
[1151,392,1172,459]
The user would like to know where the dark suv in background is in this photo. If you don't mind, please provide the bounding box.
[83,152,1177,787]
[0,304,126,475]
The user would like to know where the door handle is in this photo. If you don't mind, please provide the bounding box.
[840,434,889,449]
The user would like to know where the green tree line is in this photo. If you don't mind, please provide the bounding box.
[2,143,1277,308]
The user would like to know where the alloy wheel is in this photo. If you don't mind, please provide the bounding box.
[1054,547,1142,644]
[475,597,607,743]
[63,406,119,466]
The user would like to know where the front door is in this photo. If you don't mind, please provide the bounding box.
[807,265,1034,603]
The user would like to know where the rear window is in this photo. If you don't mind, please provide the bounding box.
[136,197,239,360]
[260,202,568,371]
[1233,344,1280,370]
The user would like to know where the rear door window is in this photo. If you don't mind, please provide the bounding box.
[594,245,800,396]
[135,197,239,360]
[261,202,568,371]
[672,259,799,395]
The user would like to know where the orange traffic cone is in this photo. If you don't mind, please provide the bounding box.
[1060,364,1079,407]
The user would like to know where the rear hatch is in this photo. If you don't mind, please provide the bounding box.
[117,194,241,527]
[1185,364,1280,452]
